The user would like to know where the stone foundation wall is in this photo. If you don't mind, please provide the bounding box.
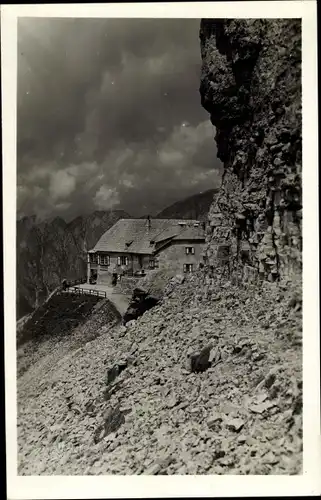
[114,277,143,296]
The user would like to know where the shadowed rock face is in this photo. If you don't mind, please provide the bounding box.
[200,19,302,283]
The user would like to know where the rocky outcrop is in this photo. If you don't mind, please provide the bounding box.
[200,19,301,283]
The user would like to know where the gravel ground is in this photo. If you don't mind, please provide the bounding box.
[17,274,302,475]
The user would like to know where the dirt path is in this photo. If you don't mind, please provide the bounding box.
[75,284,130,316]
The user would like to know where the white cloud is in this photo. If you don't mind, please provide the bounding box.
[55,202,71,212]
[190,169,217,186]
[122,178,134,188]
[156,120,213,169]
[145,54,170,75]
[158,150,184,166]
[66,162,98,178]
[94,185,120,210]
[26,166,51,183]
[49,170,76,201]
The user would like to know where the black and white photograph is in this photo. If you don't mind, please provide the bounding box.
[2,1,319,497]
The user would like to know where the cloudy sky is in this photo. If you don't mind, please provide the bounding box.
[17,17,222,221]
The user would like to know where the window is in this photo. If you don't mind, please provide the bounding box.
[185,247,195,255]
[90,253,98,264]
[117,256,128,266]
[183,264,194,273]
[149,258,159,269]
[100,255,110,266]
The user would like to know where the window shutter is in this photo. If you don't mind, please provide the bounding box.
[183,264,187,273]
[186,247,188,255]
[192,248,195,255]
[117,257,121,265]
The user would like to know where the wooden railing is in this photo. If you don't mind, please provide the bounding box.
[62,286,107,298]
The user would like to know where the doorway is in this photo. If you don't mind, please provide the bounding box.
[90,269,97,284]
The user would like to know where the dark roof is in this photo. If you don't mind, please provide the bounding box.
[91,218,205,255]
[173,225,206,241]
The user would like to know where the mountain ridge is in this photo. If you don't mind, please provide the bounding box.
[156,189,218,220]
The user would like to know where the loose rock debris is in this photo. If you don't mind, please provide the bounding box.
[17,273,302,475]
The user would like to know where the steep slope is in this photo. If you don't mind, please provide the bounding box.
[17,210,130,318]
[199,19,301,283]
[17,292,121,377]
[156,189,219,221]
[17,274,302,475]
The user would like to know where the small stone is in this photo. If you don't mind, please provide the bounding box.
[108,438,120,452]
[237,434,247,444]
[144,463,161,475]
[225,418,245,433]
[249,401,276,414]
[167,397,180,409]
[253,353,265,362]
[262,451,279,465]
[207,412,223,428]
[218,455,235,467]
[209,346,220,364]
[176,401,189,411]
[213,449,225,460]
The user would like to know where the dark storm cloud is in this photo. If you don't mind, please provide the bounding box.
[17,17,222,220]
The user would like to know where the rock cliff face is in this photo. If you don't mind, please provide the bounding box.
[200,19,301,283]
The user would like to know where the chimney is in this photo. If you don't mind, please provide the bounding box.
[146,215,151,231]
